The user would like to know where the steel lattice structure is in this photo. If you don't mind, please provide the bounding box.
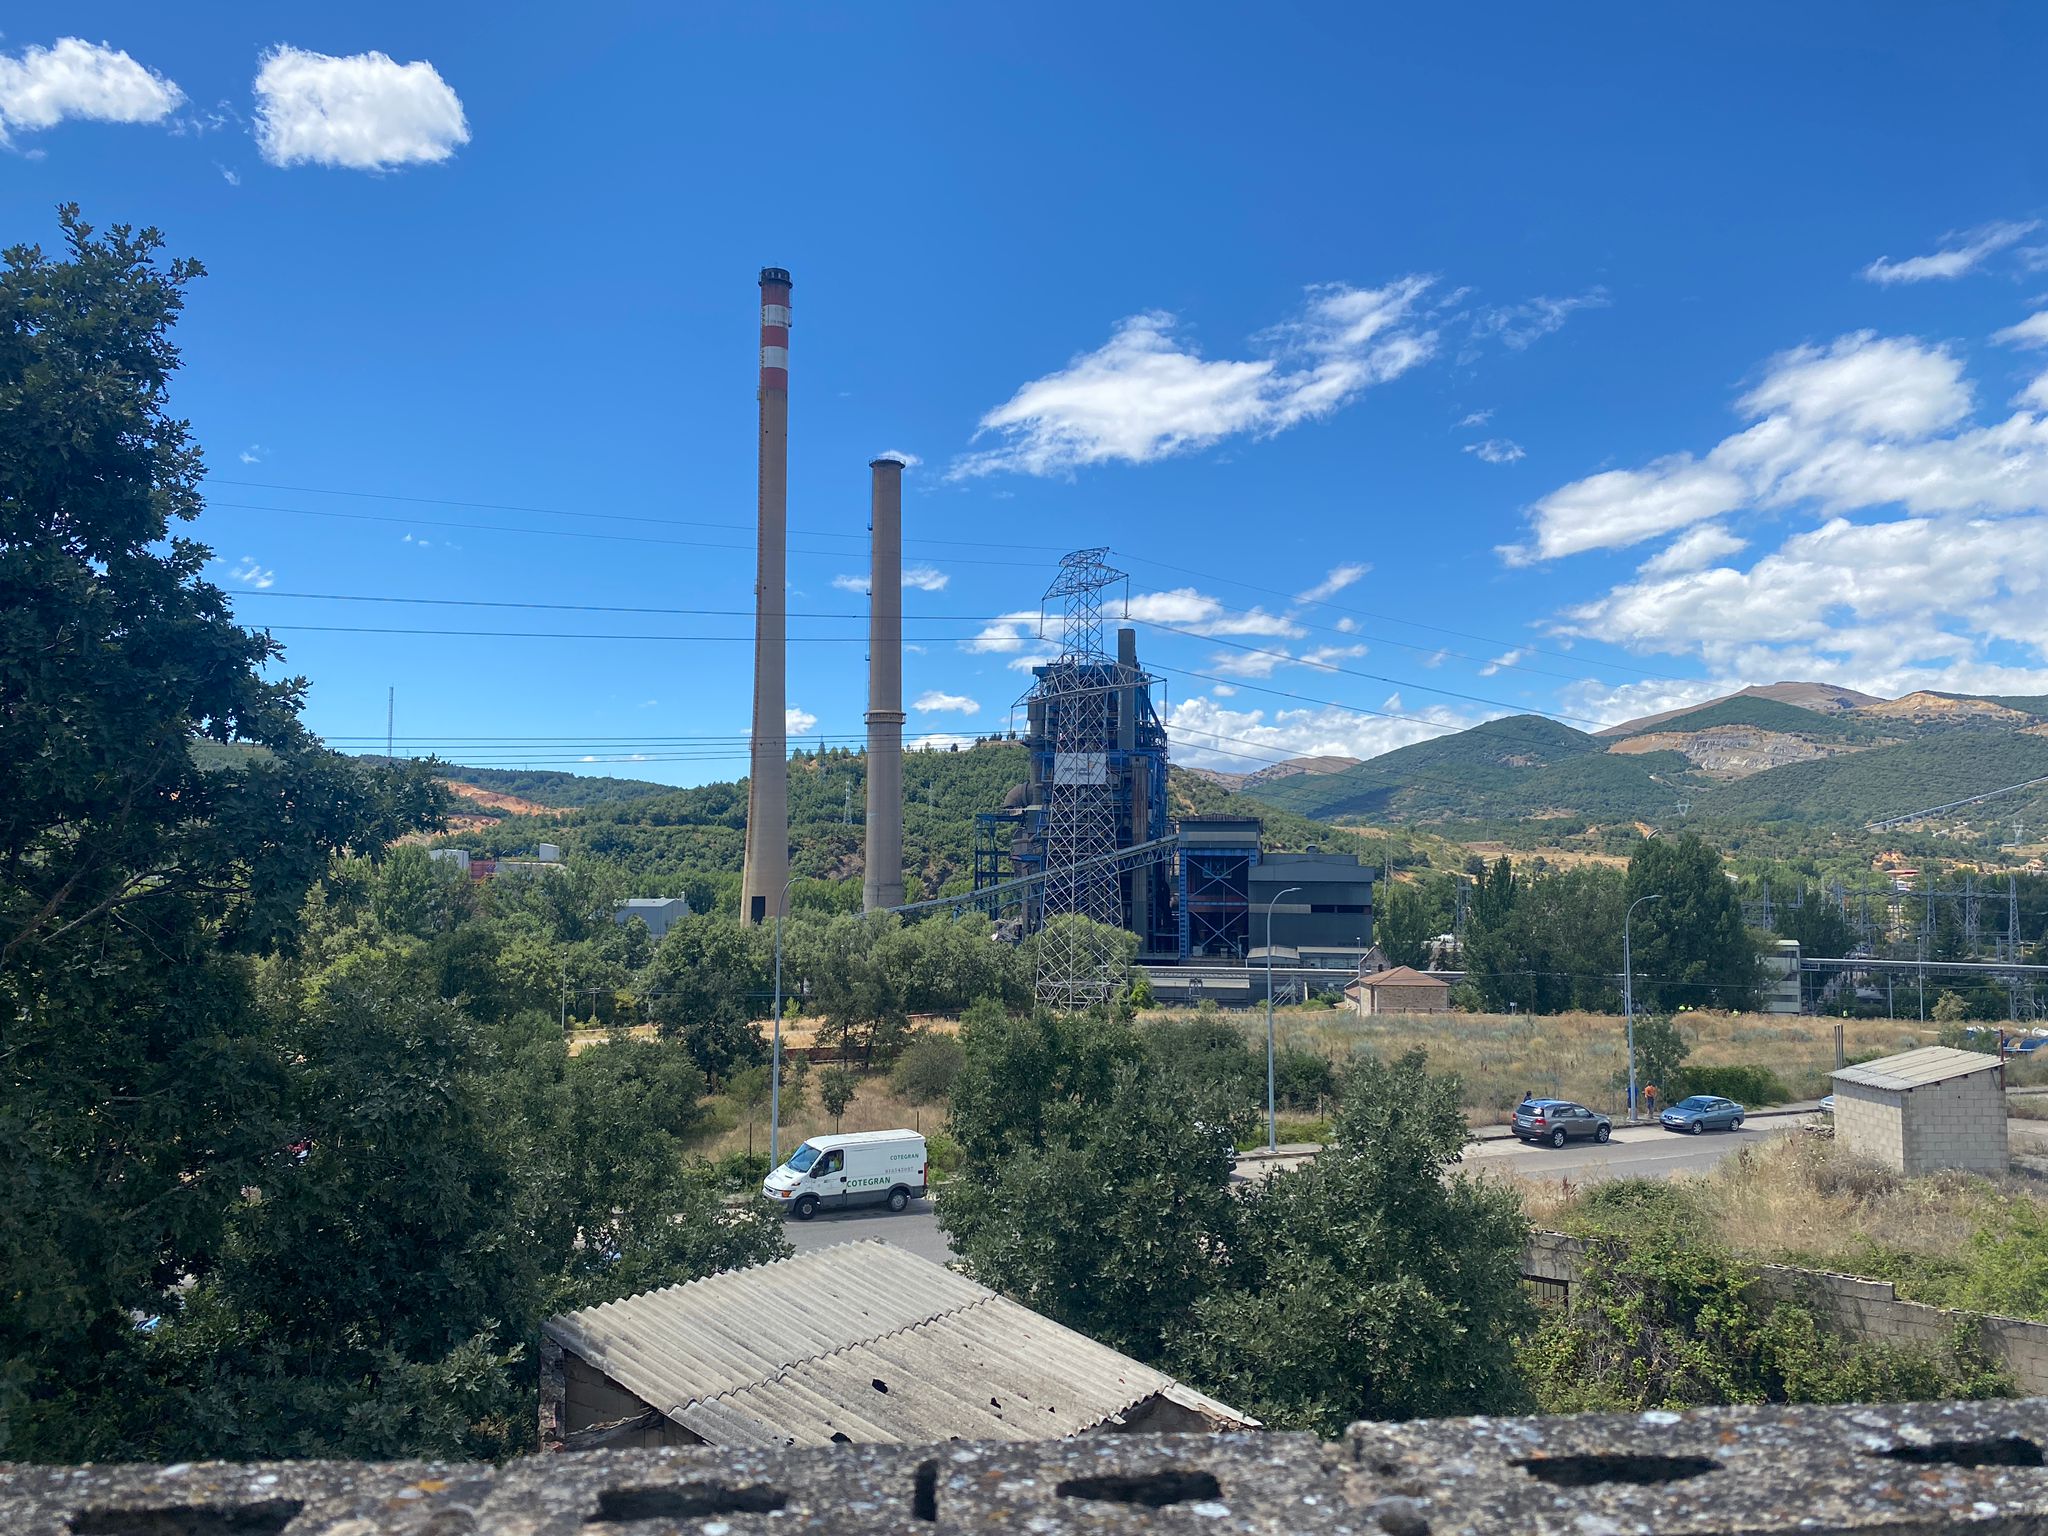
[1034,548,1129,1010]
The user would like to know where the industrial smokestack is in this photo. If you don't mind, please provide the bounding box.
[863,456,907,914]
[740,267,792,926]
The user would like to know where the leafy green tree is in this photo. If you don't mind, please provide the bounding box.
[1275,1047,1337,1111]
[645,912,766,1085]
[819,1066,859,1130]
[944,1001,1141,1169]
[1626,834,1762,1011]
[1623,1013,1690,1105]
[1374,879,1446,969]
[0,210,444,1458]
[1174,1051,1533,1430]
[891,1034,966,1107]
[1775,884,1853,958]
[941,1058,1240,1362]
[1126,967,1156,1010]
[1933,990,1972,1023]
[1140,1015,1264,1138]
[797,912,913,1065]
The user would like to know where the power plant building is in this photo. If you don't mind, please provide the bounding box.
[977,624,1377,984]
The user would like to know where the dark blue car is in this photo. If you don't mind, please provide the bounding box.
[1660,1094,1744,1134]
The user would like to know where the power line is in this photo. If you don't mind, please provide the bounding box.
[211,477,1068,552]
[263,625,985,642]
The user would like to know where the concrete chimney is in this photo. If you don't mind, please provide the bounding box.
[863,457,907,913]
[740,268,792,925]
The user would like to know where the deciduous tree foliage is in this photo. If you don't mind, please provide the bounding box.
[0,210,445,1457]
[1626,833,1763,1012]
[1174,1052,1533,1431]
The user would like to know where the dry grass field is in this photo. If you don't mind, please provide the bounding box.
[1141,1004,1939,1123]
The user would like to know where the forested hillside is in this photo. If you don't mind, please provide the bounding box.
[1694,728,2048,826]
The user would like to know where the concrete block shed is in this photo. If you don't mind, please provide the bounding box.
[1830,1045,2007,1177]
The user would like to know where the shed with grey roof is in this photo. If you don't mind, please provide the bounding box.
[1830,1045,2007,1177]
[539,1241,1254,1451]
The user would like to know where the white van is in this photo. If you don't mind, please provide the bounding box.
[762,1129,928,1220]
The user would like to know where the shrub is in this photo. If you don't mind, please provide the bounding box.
[1676,1063,1792,1106]
[891,1034,966,1105]
[1275,1047,1337,1111]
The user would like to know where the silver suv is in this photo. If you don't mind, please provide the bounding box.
[1513,1098,1612,1148]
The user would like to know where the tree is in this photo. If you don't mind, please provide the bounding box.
[645,913,767,1085]
[1620,1013,1690,1103]
[891,1034,966,1107]
[1626,834,1763,1012]
[1,210,445,1458]
[798,912,913,1066]
[819,1066,859,1130]
[1140,1015,1264,1140]
[1174,1052,1533,1430]
[1933,990,1972,1024]
[1374,880,1446,970]
[941,1057,1241,1362]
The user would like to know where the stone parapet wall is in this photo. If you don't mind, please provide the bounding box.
[7,1399,2048,1533]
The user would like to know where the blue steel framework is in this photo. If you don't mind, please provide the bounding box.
[1179,839,1258,960]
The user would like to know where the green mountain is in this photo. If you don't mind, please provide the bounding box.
[1693,728,2048,826]
[1603,694,1884,743]
[1244,715,1699,825]
[413,762,676,808]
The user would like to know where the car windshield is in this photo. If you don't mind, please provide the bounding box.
[1674,1097,1716,1111]
[786,1143,821,1173]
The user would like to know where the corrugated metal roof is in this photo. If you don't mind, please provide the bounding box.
[1832,1045,2004,1093]
[543,1240,1252,1447]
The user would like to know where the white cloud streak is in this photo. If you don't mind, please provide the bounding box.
[1639,523,1749,576]
[1994,311,2048,351]
[228,556,275,589]
[253,46,468,170]
[0,37,183,145]
[913,691,980,715]
[1470,289,1609,349]
[1165,692,1482,773]
[1124,587,1303,638]
[1464,438,1526,464]
[951,278,1436,478]
[785,706,818,736]
[1295,562,1369,603]
[1860,220,2039,285]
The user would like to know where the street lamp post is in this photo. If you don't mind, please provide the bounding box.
[1264,886,1301,1154]
[770,873,798,1169]
[1623,892,1663,1122]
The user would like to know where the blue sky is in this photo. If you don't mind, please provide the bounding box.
[8,4,2048,783]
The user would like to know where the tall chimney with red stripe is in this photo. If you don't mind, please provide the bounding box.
[741,268,792,925]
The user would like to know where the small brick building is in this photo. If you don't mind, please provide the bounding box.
[1831,1045,2007,1177]
[1345,965,1451,1016]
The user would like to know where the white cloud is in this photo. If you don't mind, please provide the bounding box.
[831,574,869,594]
[1478,648,1525,677]
[253,46,468,171]
[228,556,275,589]
[1458,410,1494,428]
[1507,331,2013,563]
[950,277,1436,477]
[1508,453,1749,563]
[1210,683,1236,697]
[1296,562,1369,603]
[785,706,818,736]
[2022,371,2048,413]
[1994,311,2048,351]
[1470,289,1609,349]
[0,38,183,145]
[1860,220,2039,285]
[913,690,981,715]
[1299,643,1368,672]
[1125,587,1302,638]
[1165,692,1482,773]
[1738,332,1971,438]
[904,565,949,592]
[238,444,265,465]
[874,449,922,468]
[910,732,975,752]
[1464,438,1526,464]
[1639,523,1749,576]
[1335,617,1359,633]
[964,610,1045,653]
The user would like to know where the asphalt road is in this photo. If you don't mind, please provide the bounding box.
[774,1117,1810,1262]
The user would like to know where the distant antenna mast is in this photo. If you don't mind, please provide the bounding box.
[387,686,395,760]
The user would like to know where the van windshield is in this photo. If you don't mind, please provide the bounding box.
[787,1143,820,1173]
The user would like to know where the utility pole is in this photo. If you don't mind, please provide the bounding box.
[1623,892,1663,1123]
[387,685,395,761]
[1264,886,1301,1154]
[769,872,798,1169]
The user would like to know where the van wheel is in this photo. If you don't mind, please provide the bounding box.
[793,1195,818,1221]
[1595,1123,1611,1143]
[1549,1128,1567,1148]
[887,1186,910,1213]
